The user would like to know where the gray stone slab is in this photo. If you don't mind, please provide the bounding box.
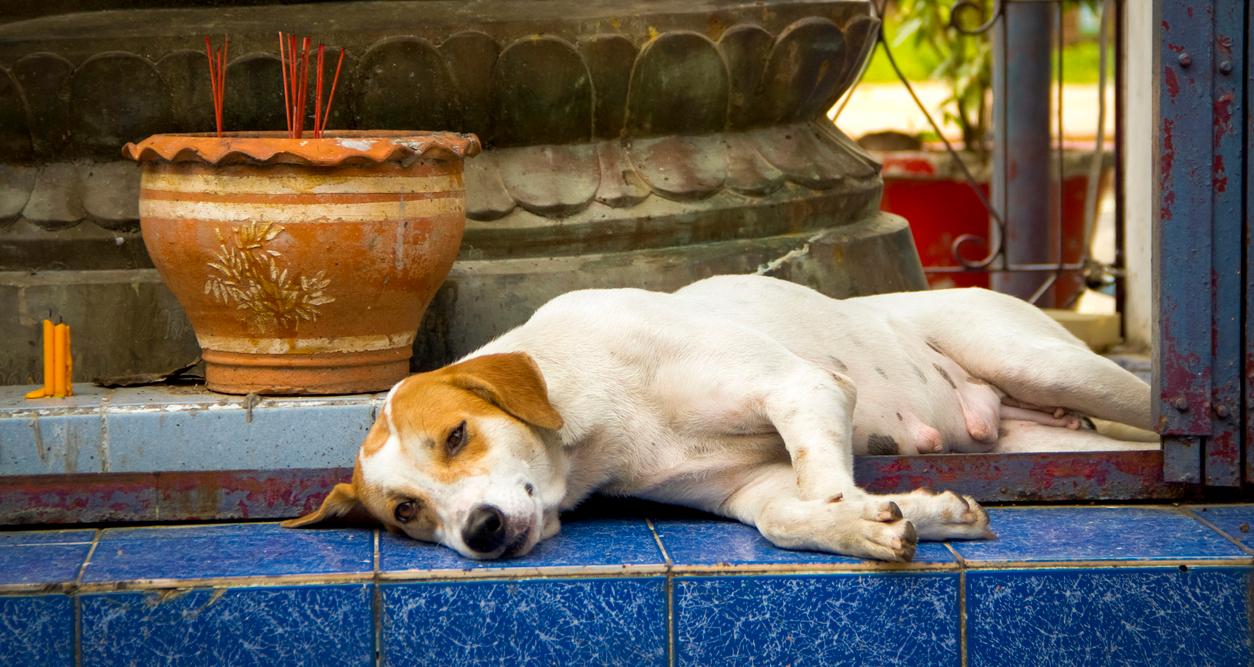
[104,400,373,473]
[0,412,105,475]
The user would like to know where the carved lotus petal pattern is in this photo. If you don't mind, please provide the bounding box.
[493,36,593,147]
[628,135,727,202]
[626,32,728,137]
[498,144,600,217]
[0,9,881,229]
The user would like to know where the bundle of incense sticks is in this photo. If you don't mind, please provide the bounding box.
[204,36,229,137]
[278,32,346,139]
[25,319,72,399]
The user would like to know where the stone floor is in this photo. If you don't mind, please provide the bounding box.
[2,503,1252,665]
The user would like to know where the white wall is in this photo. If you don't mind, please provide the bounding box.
[1121,1,1153,351]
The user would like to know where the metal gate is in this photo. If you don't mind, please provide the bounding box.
[856,0,1251,501]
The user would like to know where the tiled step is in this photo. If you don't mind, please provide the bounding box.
[3,504,1252,665]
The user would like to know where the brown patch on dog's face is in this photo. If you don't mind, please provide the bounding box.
[368,486,442,541]
[360,409,390,457]
[386,377,498,484]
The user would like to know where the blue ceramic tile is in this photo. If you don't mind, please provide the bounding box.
[967,567,1252,666]
[382,577,666,666]
[675,572,959,666]
[104,402,370,472]
[1,413,104,475]
[1192,505,1254,551]
[84,523,372,583]
[0,528,94,546]
[950,507,1246,563]
[0,543,90,587]
[82,583,372,667]
[654,517,957,566]
[380,517,664,572]
[0,594,74,667]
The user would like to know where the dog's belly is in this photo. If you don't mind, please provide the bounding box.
[599,432,790,507]
[675,275,1003,455]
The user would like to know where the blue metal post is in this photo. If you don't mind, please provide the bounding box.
[1207,0,1244,486]
[990,2,1056,302]
[1152,0,1216,484]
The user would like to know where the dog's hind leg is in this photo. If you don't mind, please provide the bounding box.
[882,289,1152,430]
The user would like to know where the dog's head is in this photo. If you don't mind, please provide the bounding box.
[282,352,564,559]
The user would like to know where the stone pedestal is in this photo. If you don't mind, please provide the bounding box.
[0,0,925,380]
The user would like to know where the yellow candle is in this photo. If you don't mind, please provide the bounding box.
[52,323,67,398]
[41,319,54,394]
[64,324,73,397]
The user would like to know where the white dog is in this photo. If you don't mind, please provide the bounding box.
[285,275,1151,561]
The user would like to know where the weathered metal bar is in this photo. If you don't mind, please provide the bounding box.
[1206,0,1245,486]
[857,450,1192,502]
[990,1,1057,303]
[0,468,351,524]
[1162,436,1203,485]
[1152,0,1215,484]
[0,449,1197,524]
[1246,0,1254,486]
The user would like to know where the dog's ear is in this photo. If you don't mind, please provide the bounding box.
[444,353,564,430]
[281,483,365,528]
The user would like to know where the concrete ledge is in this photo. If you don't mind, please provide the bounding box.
[1,384,379,477]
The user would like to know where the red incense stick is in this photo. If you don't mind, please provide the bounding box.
[204,36,228,136]
[319,48,346,136]
[276,34,347,139]
[278,32,291,134]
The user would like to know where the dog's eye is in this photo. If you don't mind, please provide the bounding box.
[394,500,419,524]
[446,421,467,456]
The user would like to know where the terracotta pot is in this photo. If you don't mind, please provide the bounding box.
[123,131,481,395]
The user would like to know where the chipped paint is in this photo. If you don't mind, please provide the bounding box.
[0,468,351,524]
[1158,117,1175,219]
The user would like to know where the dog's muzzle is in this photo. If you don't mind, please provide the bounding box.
[461,504,532,557]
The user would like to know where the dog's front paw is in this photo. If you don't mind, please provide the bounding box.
[842,500,918,562]
[903,489,994,541]
[857,504,917,559]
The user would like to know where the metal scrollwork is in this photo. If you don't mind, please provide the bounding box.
[948,0,1006,35]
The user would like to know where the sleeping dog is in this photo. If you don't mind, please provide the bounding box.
[284,275,1152,561]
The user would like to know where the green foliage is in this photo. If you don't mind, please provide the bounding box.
[866,1,1110,153]
[892,0,994,155]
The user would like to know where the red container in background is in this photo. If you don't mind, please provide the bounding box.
[876,149,1110,307]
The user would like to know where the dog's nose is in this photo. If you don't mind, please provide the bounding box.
[462,504,507,554]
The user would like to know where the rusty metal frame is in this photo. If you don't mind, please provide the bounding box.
[1152,0,1246,487]
[851,0,1251,502]
[0,451,1194,526]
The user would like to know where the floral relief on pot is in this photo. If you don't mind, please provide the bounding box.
[204,221,334,333]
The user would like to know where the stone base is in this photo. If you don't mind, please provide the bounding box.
[423,210,926,368]
[1,211,925,381]
[0,269,199,386]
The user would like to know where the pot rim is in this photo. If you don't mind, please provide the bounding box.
[122,130,481,166]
